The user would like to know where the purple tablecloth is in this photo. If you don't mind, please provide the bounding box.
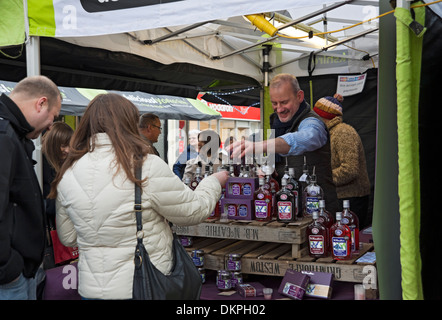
[200,271,356,300]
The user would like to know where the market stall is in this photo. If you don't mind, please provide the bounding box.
[1,0,441,300]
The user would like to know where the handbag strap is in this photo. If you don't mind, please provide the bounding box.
[134,166,143,244]
[133,165,176,243]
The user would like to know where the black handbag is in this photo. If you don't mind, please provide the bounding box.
[132,166,202,300]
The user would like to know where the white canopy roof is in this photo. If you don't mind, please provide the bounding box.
[42,0,379,82]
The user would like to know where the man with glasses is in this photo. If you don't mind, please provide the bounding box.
[139,113,161,156]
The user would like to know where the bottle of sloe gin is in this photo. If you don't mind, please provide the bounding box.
[307,210,329,258]
[303,166,323,218]
[330,212,352,260]
[342,199,360,254]
[276,178,297,223]
[190,162,203,190]
[284,166,301,217]
[254,177,272,221]
[318,200,334,229]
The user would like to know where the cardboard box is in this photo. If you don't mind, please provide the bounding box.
[278,269,310,300]
[225,177,258,200]
[221,198,254,221]
[301,271,334,299]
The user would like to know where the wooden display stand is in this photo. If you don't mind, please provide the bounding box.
[173,218,377,284]
[174,217,310,258]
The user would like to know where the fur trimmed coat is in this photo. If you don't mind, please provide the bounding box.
[326,117,370,199]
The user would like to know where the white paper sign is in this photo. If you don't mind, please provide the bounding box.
[336,74,367,97]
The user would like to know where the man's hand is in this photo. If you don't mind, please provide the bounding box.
[229,140,255,159]
[229,138,288,159]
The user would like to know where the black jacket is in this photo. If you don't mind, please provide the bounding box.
[0,94,46,284]
[270,101,339,215]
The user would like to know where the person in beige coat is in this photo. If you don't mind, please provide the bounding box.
[48,93,229,300]
[313,94,371,229]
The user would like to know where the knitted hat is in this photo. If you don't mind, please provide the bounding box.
[313,94,343,120]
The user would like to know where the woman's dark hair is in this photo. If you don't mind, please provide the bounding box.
[42,121,74,172]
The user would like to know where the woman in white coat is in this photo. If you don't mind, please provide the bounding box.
[48,93,229,299]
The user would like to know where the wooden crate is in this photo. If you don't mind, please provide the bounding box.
[184,237,376,283]
[174,217,311,258]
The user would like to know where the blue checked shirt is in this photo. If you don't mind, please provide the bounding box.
[278,117,328,156]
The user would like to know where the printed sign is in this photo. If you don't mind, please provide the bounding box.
[336,74,367,97]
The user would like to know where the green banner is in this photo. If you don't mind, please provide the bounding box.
[27,0,56,37]
[395,4,425,300]
[0,0,25,47]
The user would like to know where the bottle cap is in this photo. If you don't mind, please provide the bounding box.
[281,178,287,186]
[319,199,325,207]
[312,211,319,219]
[336,212,342,220]
[343,200,350,208]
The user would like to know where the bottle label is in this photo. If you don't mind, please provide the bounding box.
[217,279,232,290]
[282,282,305,300]
[238,205,248,217]
[341,217,350,224]
[180,236,193,247]
[332,237,348,257]
[192,256,204,267]
[231,273,243,288]
[227,259,241,271]
[191,181,198,189]
[232,183,241,195]
[309,235,324,255]
[227,204,237,217]
[306,197,319,215]
[254,200,268,218]
[278,201,292,220]
[243,183,252,196]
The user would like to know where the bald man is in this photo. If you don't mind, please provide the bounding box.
[0,75,61,300]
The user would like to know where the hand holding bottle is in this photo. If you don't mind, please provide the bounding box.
[211,170,230,187]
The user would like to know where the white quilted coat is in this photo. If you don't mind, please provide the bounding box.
[56,133,221,299]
